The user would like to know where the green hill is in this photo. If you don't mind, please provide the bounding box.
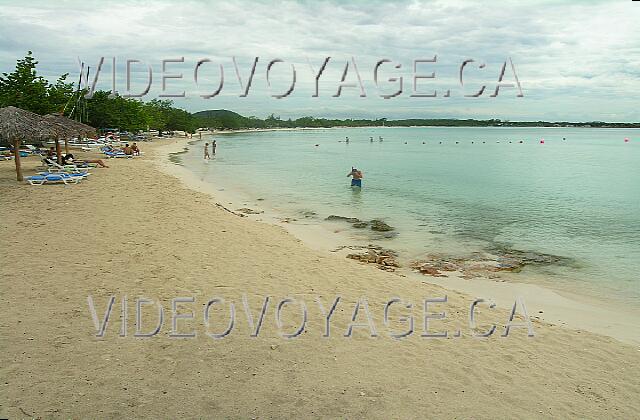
[192,109,252,129]
[192,109,245,120]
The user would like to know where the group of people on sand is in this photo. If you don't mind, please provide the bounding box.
[122,143,141,156]
[203,140,217,159]
[45,142,141,168]
[102,143,141,156]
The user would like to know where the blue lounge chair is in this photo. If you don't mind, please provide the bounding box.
[37,171,89,179]
[104,151,132,159]
[26,173,82,185]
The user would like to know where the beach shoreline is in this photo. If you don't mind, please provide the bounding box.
[155,134,640,345]
[2,138,639,418]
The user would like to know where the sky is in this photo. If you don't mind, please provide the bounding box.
[0,0,638,122]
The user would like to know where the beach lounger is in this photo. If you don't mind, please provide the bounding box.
[40,157,56,169]
[104,151,133,159]
[37,171,90,179]
[44,160,93,174]
[26,173,82,185]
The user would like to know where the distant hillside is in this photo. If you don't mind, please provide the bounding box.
[192,109,253,129]
[192,109,640,130]
[192,109,245,119]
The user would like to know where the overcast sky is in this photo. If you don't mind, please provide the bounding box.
[1,0,638,121]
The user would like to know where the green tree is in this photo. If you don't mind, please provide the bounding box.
[142,99,171,133]
[47,74,75,114]
[0,51,51,114]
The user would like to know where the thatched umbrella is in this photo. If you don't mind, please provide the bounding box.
[0,106,58,181]
[44,114,97,156]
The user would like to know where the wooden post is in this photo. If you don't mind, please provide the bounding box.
[13,139,23,182]
[64,138,69,155]
[55,138,62,164]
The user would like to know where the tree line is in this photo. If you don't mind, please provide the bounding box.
[195,112,639,129]
[2,52,637,141]
[0,52,199,138]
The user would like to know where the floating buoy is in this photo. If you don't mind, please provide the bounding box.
[624,137,629,143]
[540,139,545,144]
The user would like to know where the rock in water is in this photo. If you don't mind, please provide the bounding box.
[418,265,445,277]
[236,208,263,215]
[326,215,361,224]
[370,219,394,232]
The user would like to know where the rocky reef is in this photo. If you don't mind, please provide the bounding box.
[370,219,394,232]
[411,247,572,279]
[333,244,400,272]
[325,215,395,235]
[236,207,264,215]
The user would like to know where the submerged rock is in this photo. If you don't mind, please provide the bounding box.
[236,208,264,215]
[486,245,571,266]
[411,246,572,279]
[326,215,361,224]
[325,216,397,237]
[370,219,394,232]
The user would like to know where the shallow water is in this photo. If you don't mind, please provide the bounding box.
[178,127,640,307]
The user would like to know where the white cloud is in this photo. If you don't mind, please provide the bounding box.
[0,0,638,121]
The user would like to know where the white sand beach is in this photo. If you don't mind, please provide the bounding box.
[1,138,639,418]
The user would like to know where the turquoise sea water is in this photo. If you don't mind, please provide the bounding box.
[177,127,640,306]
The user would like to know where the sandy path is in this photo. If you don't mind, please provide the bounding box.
[1,141,638,418]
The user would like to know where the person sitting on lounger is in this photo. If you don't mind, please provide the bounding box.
[62,153,75,165]
[123,144,134,155]
[131,143,140,156]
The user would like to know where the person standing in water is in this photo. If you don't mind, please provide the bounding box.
[345,136,349,144]
[204,143,210,159]
[212,140,217,155]
[370,136,374,142]
[347,167,363,188]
